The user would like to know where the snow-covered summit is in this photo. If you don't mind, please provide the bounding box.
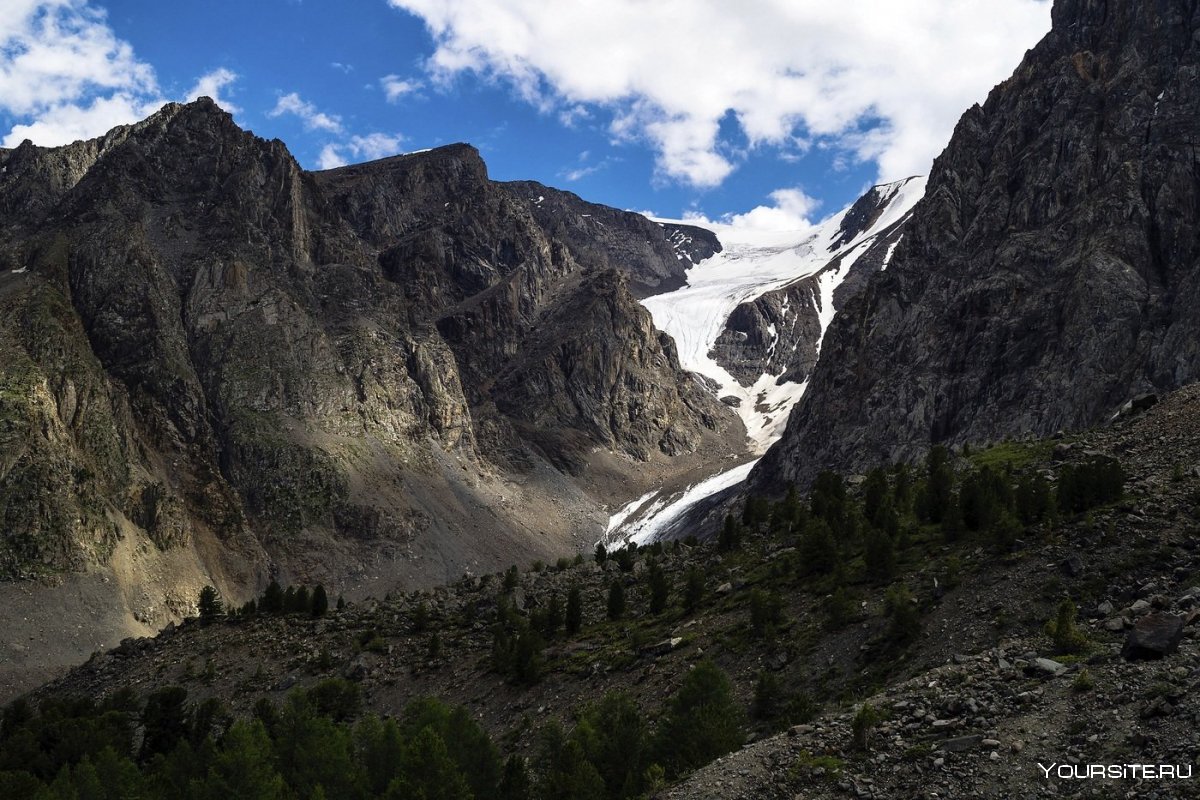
[605,176,926,546]
[643,176,926,453]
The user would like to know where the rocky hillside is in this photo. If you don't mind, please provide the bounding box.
[14,382,1200,798]
[0,101,739,696]
[755,0,1200,493]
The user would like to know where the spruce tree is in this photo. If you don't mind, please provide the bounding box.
[606,581,626,620]
[647,563,669,614]
[566,587,583,635]
[198,585,223,622]
[311,585,329,618]
[683,566,704,613]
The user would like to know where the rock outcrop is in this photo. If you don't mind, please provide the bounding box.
[755,0,1200,492]
[502,180,720,296]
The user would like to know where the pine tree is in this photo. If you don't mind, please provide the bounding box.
[542,592,563,639]
[311,585,329,618]
[918,445,955,523]
[198,585,223,622]
[566,587,583,635]
[718,514,740,552]
[606,581,626,620]
[261,580,284,614]
[647,563,669,614]
[654,660,745,776]
[683,566,704,613]
[863,526,896,582]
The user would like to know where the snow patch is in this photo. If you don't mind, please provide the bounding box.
[607,460,758,547]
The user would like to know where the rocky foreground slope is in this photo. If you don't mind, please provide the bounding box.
[19,383,1200,798]
[756,0,1200,493]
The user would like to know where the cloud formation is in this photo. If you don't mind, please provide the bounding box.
[0,0,238,147]
[380,74,421,102]
[682,187,821,235]
[186,67,240,113]
[317,131,405,169]
[267,92,344,133]
[389,0,1050,186]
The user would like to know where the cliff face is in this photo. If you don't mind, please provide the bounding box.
[0,100,738,691]
[754,0,1200,492]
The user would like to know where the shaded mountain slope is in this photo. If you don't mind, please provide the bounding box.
[756,0,1200,493]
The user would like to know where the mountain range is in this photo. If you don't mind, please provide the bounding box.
[2,7,1200,787]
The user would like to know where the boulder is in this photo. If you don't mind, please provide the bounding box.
[1122,613,1185,661]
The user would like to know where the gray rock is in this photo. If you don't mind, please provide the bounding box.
[1032,658,1067,676]
[1123,613,1185,660]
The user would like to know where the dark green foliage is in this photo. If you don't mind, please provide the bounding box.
[863,526,896,582]
[499,755,534,800]
[1057,455,1126,514]
[917,446,954,523]
[503,565,520,592]
[752,671,783,721]
[682,566,704,613]
[412,602,430,633]
[397,698,503,798]
[141,686,190,761]
[566,586,583,635]
[311,584,329,617]
[261,579,284,613]
[535,723,606,800]
[798,517,838,574]
[748,589,784,638]
[1046,598,1088,654]
[594,543,608,564]
[613,546,636,572]
[718,513,741,552]
[534,693,655,800]
[851,704,882,751]
[494,618,545,685]
[742,495,769,528]
[197,585,222,622]
[958,465,1013,533]
[940,495,965,542]
[1016,472,1053,524]
[862,467,890,526]
[336,594,346,612]
[810,471,849,533]
[892,464,913,515]
[606,581,626,620]
[539,593,564,639]
[302,678,362,723]
[294,585,311,615]
[647,563,669,614]
[654,660,745,777]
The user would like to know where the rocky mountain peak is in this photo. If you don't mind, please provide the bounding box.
[752,0,1200,493]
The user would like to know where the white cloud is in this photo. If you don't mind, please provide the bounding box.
[682,187,820,234]
[388,0,1051,186]
[186,67,240,113]
[0,1,239,147]
[267,92,344,133]
[380,74,421,102]
[316,132,405,170]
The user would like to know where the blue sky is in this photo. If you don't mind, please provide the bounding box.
[0,0,1051,227]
